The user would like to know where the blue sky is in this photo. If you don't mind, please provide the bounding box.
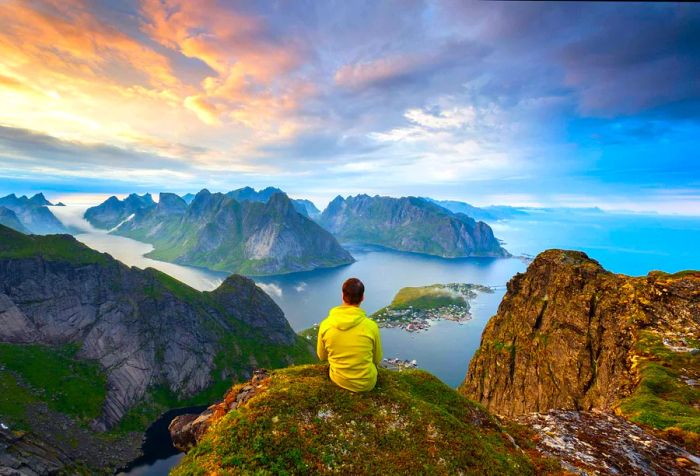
[0,0,698,213]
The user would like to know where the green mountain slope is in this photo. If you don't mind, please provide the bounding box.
[113,190,354,275]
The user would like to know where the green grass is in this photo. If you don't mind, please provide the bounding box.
[0,371,39,429]
[298,325,320,343]
[172,364,539,475]
[0,343,107,426]
[619,331,700,450]
[0,225,111,265]
[389,285,467,311]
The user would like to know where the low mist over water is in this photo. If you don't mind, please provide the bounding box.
[51,205,227,291]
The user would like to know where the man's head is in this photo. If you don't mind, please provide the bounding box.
[342,278,364,306]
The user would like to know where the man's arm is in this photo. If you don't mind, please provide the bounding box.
[316,326,328,361]
[372,323,383,365]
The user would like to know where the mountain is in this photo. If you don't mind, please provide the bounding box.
[0,207,28,233]
[113,190,354,275]
[292,198,321,219]
[84,192,155,229]
[426,198,530,221]
[319,195,509,258]
[167,365,545,474]
[225,186,320,218]
[183,188,320,216]
[0,193,66,234]
[181,193,196,204]
[0,224,314,473]
[461,250,700,464]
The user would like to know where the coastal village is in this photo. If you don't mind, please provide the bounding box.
[371,283,494,333]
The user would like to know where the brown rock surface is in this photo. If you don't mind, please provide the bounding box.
[461,249,700,417]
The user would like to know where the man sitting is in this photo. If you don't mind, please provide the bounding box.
[317,278,383,392]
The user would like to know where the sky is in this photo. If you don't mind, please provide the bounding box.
[0,0,699,213]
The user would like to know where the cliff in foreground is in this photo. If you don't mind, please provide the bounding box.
[168,365,547,475]
[461,249,699,471]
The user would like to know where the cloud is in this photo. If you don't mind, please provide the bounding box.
[184,95,222,125]
[257,282,283,298]
[0,0,697,214]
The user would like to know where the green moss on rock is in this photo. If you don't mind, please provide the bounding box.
[172,364,540,475]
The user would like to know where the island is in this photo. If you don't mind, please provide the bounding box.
[371,283,493,332]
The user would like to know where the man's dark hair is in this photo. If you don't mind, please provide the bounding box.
[342,278,364,305]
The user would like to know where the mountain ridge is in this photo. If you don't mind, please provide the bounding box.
[107,190,354,275]
[0,193,66,234]
[319,194,509,258]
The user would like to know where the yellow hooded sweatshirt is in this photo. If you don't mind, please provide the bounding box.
[317,304,383,392]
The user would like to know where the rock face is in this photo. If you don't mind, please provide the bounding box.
[517,410,699,476]
[0,224,311,431]
[168,365,542,475]
[0,405,141,475]
[84,192,155,229]
[0,193,65,234]
[169,368,271,452]
[224,186,318,218]
[113,190,354,275]
[319,195,509,258]
[461,249,699,417]
[461,249,700,470]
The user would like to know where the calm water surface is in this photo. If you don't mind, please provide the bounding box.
[50,205,700,476]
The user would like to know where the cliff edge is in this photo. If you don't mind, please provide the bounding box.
[461,249,700,455]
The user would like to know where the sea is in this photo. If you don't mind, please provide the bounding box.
[49,205,700,475]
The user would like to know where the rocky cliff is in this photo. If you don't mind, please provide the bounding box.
[114,190,354,275]
[0,193,66,234]
[0,224,313,431]
[461,249,700,457]
[167,365,545,475]
[224,186,320,218]
[84,192,155,229]
[319,195,509,258]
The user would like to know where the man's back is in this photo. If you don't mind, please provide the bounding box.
[317,304,382,392]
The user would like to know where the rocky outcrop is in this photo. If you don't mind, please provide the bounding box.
[319,195,509,258]
[168,365,542,475]
[461,249,700,472]
[0,225,309,431]
[0,194,65,235]
[517,410,699,476]
[209,276,295,345]
[84,193,155,229]
[169,369,271,452]
[114,190,354,275]
[0,404,141,475]
[461,249,699,416]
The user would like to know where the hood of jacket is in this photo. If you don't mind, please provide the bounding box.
[326,305,366,331]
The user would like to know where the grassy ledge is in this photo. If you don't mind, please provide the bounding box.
[618,331,700,452]
[172,364,542,475]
